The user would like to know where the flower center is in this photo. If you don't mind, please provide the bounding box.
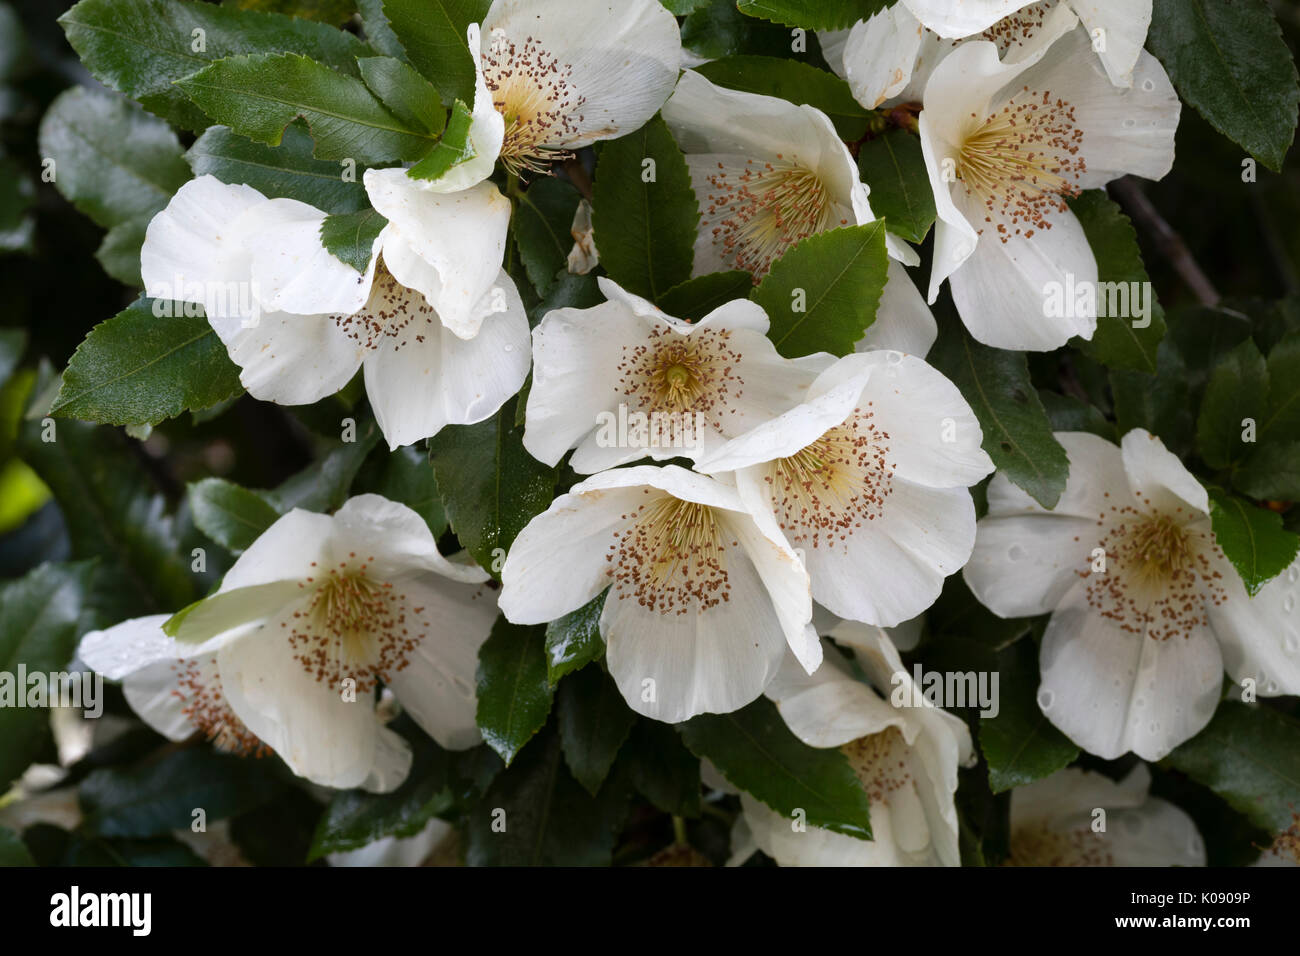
[482,30,585,176]
[606,493,735,615]
[703,157,841,278]
[618,327,744,420]
[330,259,437,352]
[1081,500,1227,641]
[764,408,894,549]
[841,726,910,804]
[1005,824,1115,866]
[172,656,268,757]
[956,87,1086,242]
[285,554,421,692]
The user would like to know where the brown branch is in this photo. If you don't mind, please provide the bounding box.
[561,156,593,201]
[1109,176,1220,307]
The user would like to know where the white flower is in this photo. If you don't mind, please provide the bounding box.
[965,429,1300,760]
[918,22,1178,350]
[81,495,499,792]
[660,69,937,357]
[523,277,825,472]
[566,198,598,275]
[696,351,993,627]
[499,464,818,722]
[733,630,973,866]
[897,0,1152,88]
[410,0,680,187]
[1006,765,1204,866]
[140,175,529,450]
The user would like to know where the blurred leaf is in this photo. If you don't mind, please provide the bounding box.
[0,827,34,867]
[980,639,1079,794]
[657,271,754,321]
[678,697,871,840]
[1109,339,1194,455]
[0,561,95,791]
[370,444,446,537]
[751,222,889,358]
[266,422,380,513]
[1196,337,1267,469]
[591,115,698,302]
[624,719,701,817]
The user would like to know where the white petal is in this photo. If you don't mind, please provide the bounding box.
[331,494,487,585]
[388,577,499,749]
[223,507,336,590]
[363,270,530,449]
[483,0,681,150]
[1038,580,1224,760]
[902,0,1039,37]
[965,512,1096,617]
[363,171,510,338]
[140,175,265,327]
[235,197,378,317]
[121,658,194,742]
[855,260,937,357]
[764,640,903,747]
[1120,427,1208,516]
[225,310,364,405]
[1068,0,1154,87]
[1205,555,1300,697]
[842,5,926,109]
[1012,26,1178,185]
[986,430,1128,520]
[727,507,817,673]
[77,614,178,680]
[218,619,412,791]
[948,196,1098,351]
[415,23,505,193]
[740,793,905,866]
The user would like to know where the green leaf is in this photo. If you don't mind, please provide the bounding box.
[187,477,281,553]
[624,719,701,817]
[678,697,872,840]
[656,271,754,321]
[543,590,606,686]
[406,99,476,181]
[591,115,699,302]
[1196,337,1268,469]
[464,726,629,865]
[38,88,191,286]
[80,748,282,838]
[308,715,456,859]
[927,312,1069,508]
[357,55,445,135]
[224,0,359,25]
[0,562,95,791]
[751,222,889,358]
[319,207,388,273]
[513,177,581,297]
[1164,701,1300,833]
[1068,190,1166,373]
[737,0,886,30]
[0,827,34,867]
[381,0,489,106]
[855,129,936,244]
[427,397,557,575]
[17,419,195,615]
[980,639,1079,794]
[51,300,243,427]
[557,665,635,796]
[59,0,368,131]
[476,616,553,766]
[1208,489,1300,596]
[695,55,872,140]
[265,423,381,513]
[682,0,818,60]
[1233,441,1300,502]
[187,122,370,214]
[1039,390,1116,442]
[177,53,439,164]
[1147,0,1299,171]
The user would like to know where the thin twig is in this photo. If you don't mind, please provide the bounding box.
[1109,176,1220,306]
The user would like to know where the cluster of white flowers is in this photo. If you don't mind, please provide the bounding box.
[74,0,1299,867]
